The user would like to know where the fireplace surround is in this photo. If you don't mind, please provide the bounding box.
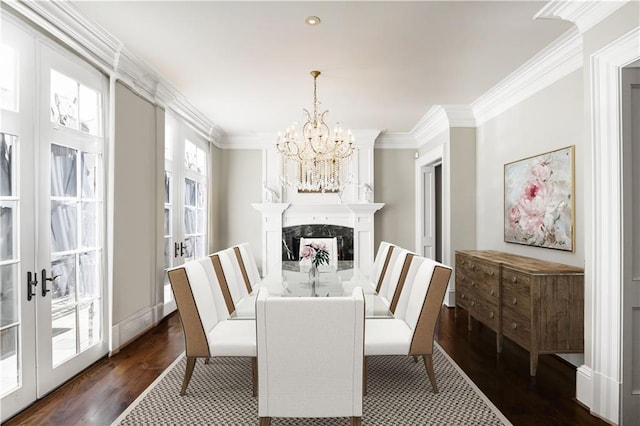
[252,203,384,278]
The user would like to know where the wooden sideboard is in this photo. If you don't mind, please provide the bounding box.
[455,250,584,376]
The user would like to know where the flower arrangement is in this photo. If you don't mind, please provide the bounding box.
[300,241,331,267]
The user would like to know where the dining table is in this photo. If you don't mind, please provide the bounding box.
[229,261,393,319]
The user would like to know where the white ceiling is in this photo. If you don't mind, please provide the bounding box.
[71,1,573,141]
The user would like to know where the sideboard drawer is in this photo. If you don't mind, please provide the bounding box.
[502,305,531,350]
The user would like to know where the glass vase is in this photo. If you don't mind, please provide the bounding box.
[308,264,319,297]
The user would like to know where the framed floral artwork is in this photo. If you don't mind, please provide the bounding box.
[504,146,575,251]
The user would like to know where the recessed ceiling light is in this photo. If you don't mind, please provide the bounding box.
[305,16,321,26]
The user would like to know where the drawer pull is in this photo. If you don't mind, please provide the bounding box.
[489,271,495,277]
[461,294,466,299]
[489,312,494,319]
[470,301,475,307]
[461,260,465,266]
[511,322,518,330]
[470,264,475,270]
[461,276,465,282]
[490,289,496,296]
[511,276,517,283]
[472,281,477,287]
[512,297,517,305]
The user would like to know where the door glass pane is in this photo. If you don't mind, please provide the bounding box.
[184,178,196,206]
[184,208,195,234]
[164,238,171,268]
[78,251,98,300]
[50,70,78,129]
[1,133,16,196]
[78,300,99,351]
[0,44,18,111]
[51,255,76,305]
[0,203,16,261]
[164,208,170,236]
[184,237,194,260]
[0,325,19,396]
[51,144,77,197]
[78,85,100,135]
[164,171,170,204]
[51,201,78,252]
[0,264,18,326]
[51,307,76,366]
[196,182,205,208]
[81,202,96,248]
[81,153,98,199]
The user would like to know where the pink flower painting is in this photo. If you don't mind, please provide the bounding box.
[504,146,574,251]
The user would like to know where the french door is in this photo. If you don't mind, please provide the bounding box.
[1,18,108,421]
[163,113,209,306]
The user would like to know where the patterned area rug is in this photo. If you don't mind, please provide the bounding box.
[114,344,511,425]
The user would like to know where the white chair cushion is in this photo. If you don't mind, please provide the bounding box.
[183,260,219,334]
[237,243,261,287]
[404,259,437,329]
[393,256,427,320]
[364,318,412,356]
[217,248,249,304]
[208,319,256,357]
[371,242,394,284]
[379,249,411,304]
[197,257,230,322]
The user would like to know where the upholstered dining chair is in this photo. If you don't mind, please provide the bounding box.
[256,287,365,426]
[342,241,396,295]
[213,248,251,310]
[167,260,256,396]
[232,242,262,290]
[364,256,452,393]
[377,248,415,312]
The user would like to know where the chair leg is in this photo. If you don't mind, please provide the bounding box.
[252,357,258,397]
[413,356,419,363]
[351,416,362,426]
[363,357,368,396]
[422,354,439,394]
[180,357,197,396]
[259,417,271,426]
[204,357,211,364]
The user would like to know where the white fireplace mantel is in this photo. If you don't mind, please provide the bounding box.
[252,202,384,278]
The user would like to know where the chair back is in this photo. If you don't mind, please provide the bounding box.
[299,237,339,267]
[256,287,365,420]
[372,242,395,290]
[168,261,222,358]
[233,242,261,290]
[378,248,413,304]
[216,248,250,307]
[394,256,452,356]
[197,257,231,322]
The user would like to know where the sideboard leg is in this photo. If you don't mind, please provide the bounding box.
[530,352,538,376]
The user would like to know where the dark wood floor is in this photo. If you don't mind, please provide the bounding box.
[5,307,608,426]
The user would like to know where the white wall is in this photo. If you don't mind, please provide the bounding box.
[374,149,415,250]
[476,69,584,267]
[112,82,163,332]
[217,149,263,267]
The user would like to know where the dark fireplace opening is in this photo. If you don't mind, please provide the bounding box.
[282,225,354,261]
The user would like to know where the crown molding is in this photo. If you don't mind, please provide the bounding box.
[534,0,629,34]
[442,105,476,127]
[374,132,417,149]
[471,26,583,126]
[410,106,449,146]
[5,0,220,144]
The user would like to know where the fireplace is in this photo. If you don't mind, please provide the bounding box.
[252,203,384,278]
[282,224,354,261]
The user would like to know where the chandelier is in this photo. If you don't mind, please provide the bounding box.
[276,70,355,193]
